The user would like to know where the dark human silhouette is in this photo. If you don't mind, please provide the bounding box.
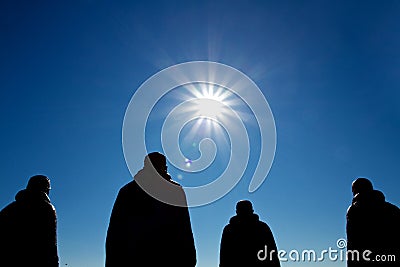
[105,152,196,267]
[219,200,280,267]
[346,177,400,266]
[0,175,59,267]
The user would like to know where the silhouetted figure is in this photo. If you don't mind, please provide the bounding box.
[219,200,280,267]
[0,175,59,267]
[346,178,400,266]
[105,152,196,267]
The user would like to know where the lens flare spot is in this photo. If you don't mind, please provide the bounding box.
[185,158,192,168]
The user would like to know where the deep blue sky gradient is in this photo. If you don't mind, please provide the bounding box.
[1,1,399,266]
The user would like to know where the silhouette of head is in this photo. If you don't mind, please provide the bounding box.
[236,200,254,216]
[27,175,51,195]
[144,152,168,176]
[352,177,373,196]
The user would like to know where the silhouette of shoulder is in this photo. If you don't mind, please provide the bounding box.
[118,177,183,195]
[168,179,182,186]
[223,213,274,238]
[347,190,399,216]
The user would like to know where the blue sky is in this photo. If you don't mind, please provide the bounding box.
[1,1,399,266]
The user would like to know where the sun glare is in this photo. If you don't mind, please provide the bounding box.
[187,83,232,118]
[193,83,230,102]
[195,98,224,117]
[172,82,247,151]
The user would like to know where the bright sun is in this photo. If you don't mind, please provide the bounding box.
[189,83,231,118]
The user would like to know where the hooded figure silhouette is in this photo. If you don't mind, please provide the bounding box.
[219,200,280,267]
[0,175,59,267]
[106,152,196,267]
[346,178,400,266]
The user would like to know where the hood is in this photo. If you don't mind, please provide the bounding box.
[353,189,385,207]
[229,213,260,225]
[134,168,180,186]
[15,189,50,204]
[133,168,186,206]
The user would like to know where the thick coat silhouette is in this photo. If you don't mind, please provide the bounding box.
[220,201,280,267]
[0,187,59,267]
[106,155,196,267]
[346,189,400,266]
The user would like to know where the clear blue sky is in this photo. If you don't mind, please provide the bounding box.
[1,1,399,266]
